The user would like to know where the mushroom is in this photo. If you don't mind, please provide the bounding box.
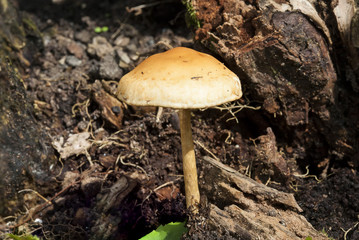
[117,47,242,211]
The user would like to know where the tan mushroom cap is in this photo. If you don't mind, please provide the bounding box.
[117,47,242,109]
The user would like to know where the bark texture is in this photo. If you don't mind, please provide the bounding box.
[192,0,358,168]
[187,0,359,238]
[0,0,58,216]
[197,156,327,240]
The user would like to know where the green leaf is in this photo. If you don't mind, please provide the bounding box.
[139,222,188,240]
[305,237,313,240]
[7,233,40,240]
[94,26,102,33]
[94,26,109,33]
[101,26,109,32]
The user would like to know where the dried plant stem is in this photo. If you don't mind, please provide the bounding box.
[116,154,148,179]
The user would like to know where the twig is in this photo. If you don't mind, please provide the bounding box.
[116,154,148,179]
[92,139,127,149]
[156,107,163,122]
[85,149,94,166]
[141,178,181,204]
[18,189,51,204]
[126,0,172,16]
[244,164,251,178]
[194,140,219,161]
[155,40,173,50]
[9,179,81,230]
[341,222,359,240]
[289,181,300,192]
[55,157,64,178]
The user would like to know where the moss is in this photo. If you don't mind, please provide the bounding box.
[181,0,201,29]
[22,15,43,39]
[1,0,8,13]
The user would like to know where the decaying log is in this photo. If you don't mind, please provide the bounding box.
[332,0,359,84]
[194,0,336,125]
[250,127,290,183]
[91,174,137,239]
[191,0,359,165]
[0,58,59,217]
[0,0,58,216]
[198,156,328,240]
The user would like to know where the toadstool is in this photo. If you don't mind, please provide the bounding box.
[116,47,242,211]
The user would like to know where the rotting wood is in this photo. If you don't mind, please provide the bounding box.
[0,0,59,217]
[92,80,125,130]
[191,0,358,175]
[198,156,328,240]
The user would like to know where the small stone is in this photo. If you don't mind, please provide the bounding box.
[116,49,131,64]
[141,35,155,48]
[58,56,66,65]
[111,106,122,116]
[75,30,92,43]
[129,53,139,61]
[43,35,52,47]
[99,54,123,80]
[66,55,82,67]
[87,36,114,58]
[125,43,137,52]
[67,41,85,59]
[114,36,130,46]
[119,61,130,69]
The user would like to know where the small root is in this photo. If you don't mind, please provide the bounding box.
[341,222,359,240]
[293,165,323,183]
[194,140,219,161]
[116,154,149,179]
[212,101,261,123]
[18,189,51,205]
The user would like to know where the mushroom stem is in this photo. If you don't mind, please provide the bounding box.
[179,109,200,211]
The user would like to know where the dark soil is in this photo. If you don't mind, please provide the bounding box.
[3,0,359,239]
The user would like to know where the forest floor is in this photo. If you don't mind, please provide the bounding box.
[7,0,359,239]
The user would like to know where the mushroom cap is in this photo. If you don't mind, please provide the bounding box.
[117,47,242,109]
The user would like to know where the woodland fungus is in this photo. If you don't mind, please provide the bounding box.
[117,47,242,211]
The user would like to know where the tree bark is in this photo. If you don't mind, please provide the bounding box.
[0,0,58,216]
[191,0,358,170]
[185,0,359,238]
[197,156,328,240]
